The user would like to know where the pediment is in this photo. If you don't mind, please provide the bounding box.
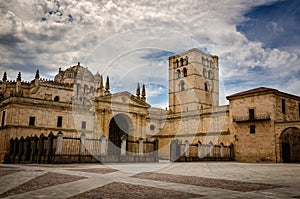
[96,91,150,108]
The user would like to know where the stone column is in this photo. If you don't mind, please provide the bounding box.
[80,133,86,155]
[184,140,189,157]
[55,132,63,155]
[220,144,224,158]
[47,132,54,163]
[100,135,107,155]
[121,135,127,156]
[209,142,213,157]
[138,138,143,155]
[197,142,203,158]
[170,140,178,162]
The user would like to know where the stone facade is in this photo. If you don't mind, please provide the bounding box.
[1,49,300,163]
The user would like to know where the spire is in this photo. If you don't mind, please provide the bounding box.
[97,75,104,97]
[136,83,140,98]
[141,84,146,102]
[17,72,21,81]
[2,72,7,81]
[35,69,40,79]
[99,75,104,89]
[105,76,110,95]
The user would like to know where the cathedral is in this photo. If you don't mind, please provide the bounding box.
[0,48,300,163]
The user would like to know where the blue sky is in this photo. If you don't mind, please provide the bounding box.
[0,0,300,107]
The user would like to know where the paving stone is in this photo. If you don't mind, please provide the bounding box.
[69,182,205,199]
[132,172,284,192]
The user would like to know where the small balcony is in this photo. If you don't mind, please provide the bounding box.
[233,113,271,123]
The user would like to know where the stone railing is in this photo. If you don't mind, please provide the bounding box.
[233,113,271,123]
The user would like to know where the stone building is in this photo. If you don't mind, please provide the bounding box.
[0,48,299,163]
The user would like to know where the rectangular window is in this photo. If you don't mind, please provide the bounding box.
[250,125,256,134]
[29,116,35,126]
[282,99,286,114]
[1,111,5,126]
[57,116,62,127]
[81,121,86,129]
[249,109,255,120]
[298,103,300,117]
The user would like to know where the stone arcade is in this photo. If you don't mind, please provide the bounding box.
[0,48,300,163]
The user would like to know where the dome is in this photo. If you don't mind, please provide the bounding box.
[54,62,95,84]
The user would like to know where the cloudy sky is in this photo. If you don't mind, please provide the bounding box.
[1,0,300,108]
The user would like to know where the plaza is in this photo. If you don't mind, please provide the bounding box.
[0,162,299,198]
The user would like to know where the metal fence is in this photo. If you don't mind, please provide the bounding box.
[170,140,234,162]
[5,132,159,164]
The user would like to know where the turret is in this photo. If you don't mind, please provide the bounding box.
[97,75,105,97]
[141,84,146,102]
[2,72,7,91]
[16,72,22,95]
[136,83,140,99]
[104,76,110,95]
[34,69,40,86]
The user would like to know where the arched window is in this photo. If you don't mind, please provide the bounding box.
[210,60,214,68]
[179,81,185,91]
[54,96,60,102]
[203,68,207,78]
[180,58,184,66]
[176,59,179,67]
[208,70,213,79]
[204,82,209,91]
[183,68,187,77]
[76,84,80,96]
[185,56,188,65]
[83,85,89,94]
[176,70,181,79]
[90,86,94,93]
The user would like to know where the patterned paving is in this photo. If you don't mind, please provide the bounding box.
[65,168,118,174]
[69,182,204,199]
[0,172,86,198]
[0,163,298,199]
[132,172,284,192]
[0,168,22,177]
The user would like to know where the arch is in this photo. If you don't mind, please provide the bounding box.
[183,68,187,77]
[204,82,209,91]
[180,58,184,66]
[108,114,133,155]
[54,96,60,102]
[83,84,89,94]
[90,86,94,93]
[176,69,181,79]
[210,60,214,68]
[185,56,188,65]
[203,68,207,78]
[179,81,185,91]
[208,70,213,79]
[280,127,300,162]
[76,83,81,96]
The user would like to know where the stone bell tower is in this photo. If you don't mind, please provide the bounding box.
[168,48,219,113]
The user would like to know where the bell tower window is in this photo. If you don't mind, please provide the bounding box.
[204,82,209,91]
[183,68,187,77]
[176,70,181,79]
[180,58,184,66]
[179,81,185,91]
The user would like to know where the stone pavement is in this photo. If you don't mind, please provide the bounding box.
[0,161,299,198]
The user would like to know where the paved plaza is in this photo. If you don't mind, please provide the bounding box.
[0,161,299,198]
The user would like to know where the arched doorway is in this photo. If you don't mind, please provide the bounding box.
[280,127,300,163]
[108,114,133,155]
